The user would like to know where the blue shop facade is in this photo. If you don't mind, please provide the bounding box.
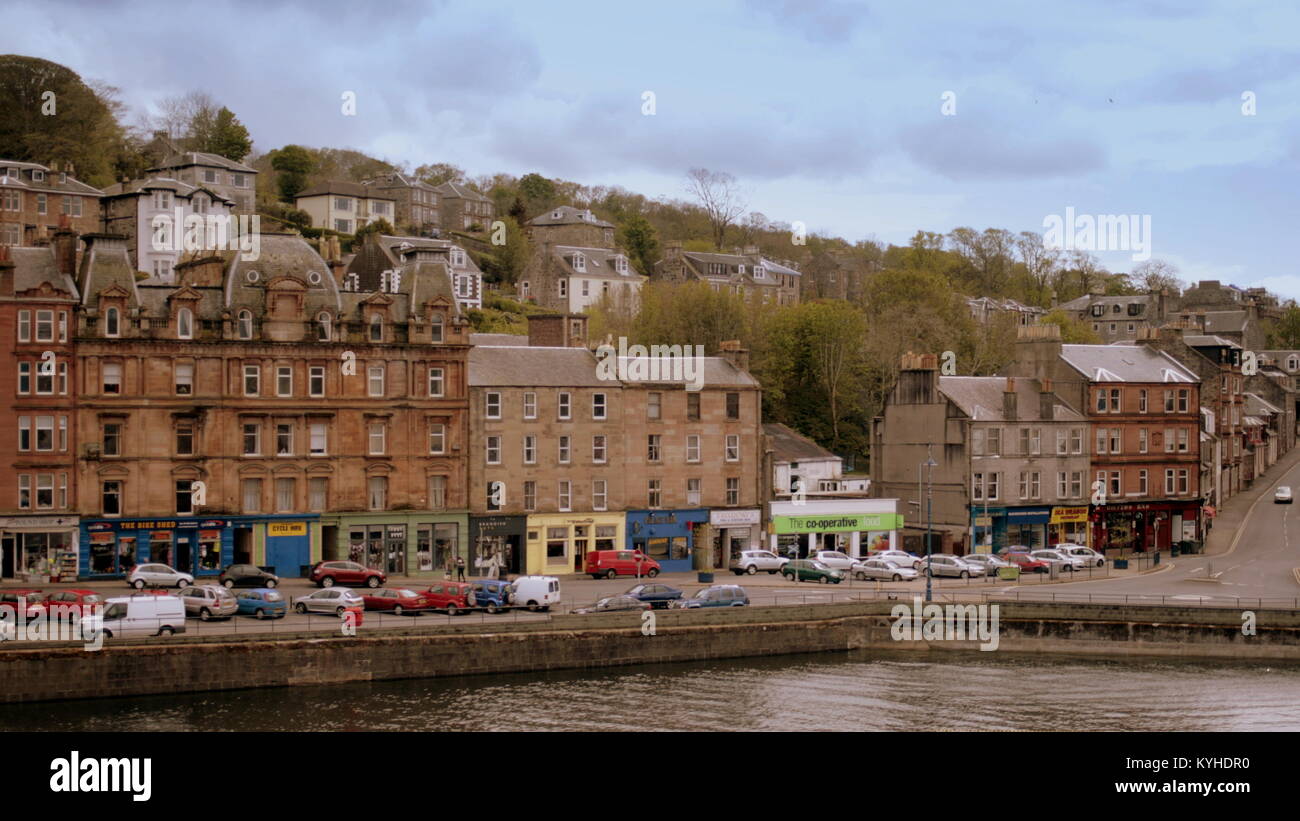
[625,509,710,573]
[79,514,320,580]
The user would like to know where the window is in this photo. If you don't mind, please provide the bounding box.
[309,366,325,397]
[307,477,329,512]
[592,393,606,420]
[175,363,194,395]
[1178,428,1189,452]
[242,423,261,456]
[1110,471,1121,496]
[427,476,446,511]
[523,392,536,419]
[1138,469,1148,495]
[275,478,295,512]
[310,423,327,455]
[1070,428,1083,454]
[18,362,30,394]
[1178,469,1189,495]
[18,475,30,509]
[369,314,383,343]
[238,310,253,339]
[368,423,386,455]
[429,423,446,454]
[986,428,1001,456]
[1057,472,1068,499]
[726,393,740,419]
[647,434,661,462]
[36,361,53,394]
[592,480,607,511]
[1019,472,1030,500]
[102,481,122,516]
[34,310,53,342]
[1165,469,1176,495]
[1070,472,1083,498]
[33,416,53,452]
[1030,472,1041,499]
[687,393,700,420]
[687,434,701,462]
[546,527,567,560]
[1096,428,1107,455]
[276,366,293,397]
[61,195,82,217]
[1109,428,1121,454]
[105,307,121,338]
[486,436,501,464]
[486,392,501,418]
[316,313,331,342]
[523,481,536,512]
[558,480,572,512]
[647,392,661,420]
[558,392,571,420]
[558,280,568,299]
[175,480,194,515]
[1177,389,1189,413]
[1056,429,1067,455]
[101,422,120,456]
[987,472,1000,501]
[1139,428,1148,453]
[58,362,67,395]
[243,364,259,396]
[368,477,387,510]
[1164,390,1174,413]
[687,478,701,506]
[648,479,662,508]
[726,434,740,461]
[428,368,444,398]
[103,362,122,394]
[1109,388,1121,412]
[58,311,66,342]
[523,434,537,464]
[1139,389,1148,413]
[176,308,193,339]
[559,435,571,464]
[972,473,984,501]
[58,416,67,451]
[276,423,293,456]
[1095,390,1106,413]
[367,365,385,397]
[36,193,46,214]
[176,421,195,456]
[726,477,740,506]
[1164,428,1176,453]
[592,435,606,463]
[242,478,263,513]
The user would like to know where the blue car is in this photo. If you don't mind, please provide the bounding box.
[235,588,287,619]
[673,585,749,609]
[623,583,684,609]
[470,579,514,614]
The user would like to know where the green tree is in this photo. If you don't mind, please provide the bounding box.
[1040,309,1102,343]
[353,218,395,243]
[269,144,316,202]
[1267,304,1300,348]
[490,216,530,285]
[518,173,558,213]
[415,162,465,186]
[617,215,659,276]
[194,106,252,161]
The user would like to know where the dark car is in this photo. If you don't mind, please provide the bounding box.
[310,560,385,588]
[470,579,514,614]
[359,587,431,615]
[573,595,652,615]
[623,583,683,609]
[219,564,281,589]
[674,585,750,609]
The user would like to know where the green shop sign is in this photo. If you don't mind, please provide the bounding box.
[772,513,904,534]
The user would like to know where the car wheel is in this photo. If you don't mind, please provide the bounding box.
[266,579,278,588]
[367,576,381,588]
[336,607,346,616]
[487,603,499,615]
[392,605,404,616]
[321,576,336,588]
[102,629,113,639]
[527,600,539,612]
[222,579,235,589]
[199,608,212,621]
[959,570,969,579]
[855,571,867,580]
[446,604,459,616]
[746,565,758,575]
[157,626,174,637]
[132,579,145,590]
[255,609,266,620]
[818,576,829,584]
[295,603,307,614]
[892,573,902,582]
[605,569,617,579]
[647,568,659,578]
[177,579,190,588]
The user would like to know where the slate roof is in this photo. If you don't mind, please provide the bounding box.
[0,160,104,196]
[470,345,605,387]
[1244,392,1282,416]
[764,422,839,463]
[1184,334,1242,349]
[938,376,1084,422]
[1059,344,1198,383]
[471,333,528,346]
[528,206,614,228]
[101,176,233,204]
[551,245,641,280]
[149,151,256,174]
[78,235,140,307]
[225,233,342,316]
[8,246,79,298]
[1204,311,1249,334]
[296,181,394,200]
[433,181,491,202]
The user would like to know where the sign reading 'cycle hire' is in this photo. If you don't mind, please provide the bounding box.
[772,513,904,535]
[268,522,307,537]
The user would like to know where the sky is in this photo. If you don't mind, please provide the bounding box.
[3,0,1299,297]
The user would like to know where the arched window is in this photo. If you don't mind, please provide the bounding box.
[369,314,383,342]
[238,310,253,340]
[105,307,120,337]
[177,308,193,339]
[317,312,331,342]
[430,312,444,343]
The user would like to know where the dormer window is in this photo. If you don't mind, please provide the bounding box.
[193,194,207,215]
[31,170,44,182]
[572,253,586,273]
[177,308,193,339]
[552,210,562,219]
[1090,305,1104,317]
[369,314,383,342]
[316,312,331,342]
[1112,304,1121,314]
[105,307,120,338]
[614,256,628,275]
[737,264,746,275]
[238,310,253,340]
[430,312,444,343]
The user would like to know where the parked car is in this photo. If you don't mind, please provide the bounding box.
[360,588,431,615]
[869,550,924,570]
[511,576,562,612]
[584,549,660,579]
[1000,551,1050,573]
[470,579,514,614]
[43,589,106,617]
[293,588,366,616]
[235,588,287,619]
[310,561,385,589]
[420,581,477,615]
[573,595,651,614]
[851,558,917,582]
[674,585,750,609]
[782,559,845,584]
[1030,549,1085,571]
[0,589,48,618]
[218,564,280,589]
[623,583,684,609]
[178,585,239,621]
[83,596,187,638]
[811,550,856,571]
[960,554,1013,576]
[1056,545,1106,567]
[1277,486,1293,504]
[922,555,985,578]
[729,550,789,575]
[127,564,193,589]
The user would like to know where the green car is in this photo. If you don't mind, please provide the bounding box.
[782,559,844,584]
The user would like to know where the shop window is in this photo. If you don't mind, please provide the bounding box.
[546,527,567,560]
[199,533,220,572]
[595,525,617,551]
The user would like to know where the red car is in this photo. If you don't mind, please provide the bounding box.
[419,582,477,615]
[585,549,660,580]
[1002,552,1050,573]
[359,588,431,615]
[43,589,107,617]
[310,561,386,588]
[0,589,47,618]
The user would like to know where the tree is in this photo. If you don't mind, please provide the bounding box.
[1267,304,1300,348]
[268,144,316,202]
[353,218,395,243]
[415,162,466,186]
[194,106,251,161]
[686,168,745,249]
[518,173,558,213]
[1016,231,1060,305]
[617,215,659,276]
[1040,309,1102,343]
[490,216,530,285]
[1131,259,1183,295]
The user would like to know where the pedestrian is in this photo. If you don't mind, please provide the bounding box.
[455,554,466,581]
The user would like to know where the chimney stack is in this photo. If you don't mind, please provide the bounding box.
[896,352,940,405]
[1003,377,1018,421]
[718,339,749,372]
[0,244,14,297]
[1039,378,1055,420]
[52,215,77,278]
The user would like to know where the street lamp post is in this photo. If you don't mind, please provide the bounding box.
[924,445,938,602]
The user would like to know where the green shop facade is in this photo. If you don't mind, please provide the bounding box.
[318,511,470,578]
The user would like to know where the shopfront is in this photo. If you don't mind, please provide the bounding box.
[78,515,320,580]
[626,509,709,573]
[1090,501,1202,554]
[470,515,526,577]
[1048,505,1090,547]
[0,515,79,581]
[767,500,903,560]
[322,513,469,578]
[525,512,626,576]
[710,508,761,568]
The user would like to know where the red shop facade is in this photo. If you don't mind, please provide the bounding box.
[1090,500,1202,553]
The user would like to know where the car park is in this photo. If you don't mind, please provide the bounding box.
[851,558,917,582]
[235,588,287,619]
[869,550,924,570]
[420,581,477,615]
[623,583,684,609]
[674,585,750,608]
[960,554,1013,576]
[84,596,187,639]
[470,579,514,614]
[128,563,193,589]
[1000,552,1050,573]
[310,561,385,588]
[729,550,789,575]
[1030,549,1085,571]
[574,595,652,614]
[0,589,48,618]
[511,576,561,611]
[782,559,845,583]
[584,549,660,579]
[922,555,986,578]
[1056,545,1106,567]
[178,585,239,620]
[360,588,431,615]
[218,564,280,589]
[293,588,366,616]
[1276,486,1293,504]
[811,550,856,571]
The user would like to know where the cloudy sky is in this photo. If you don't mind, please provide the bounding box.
[4,0,1299,296]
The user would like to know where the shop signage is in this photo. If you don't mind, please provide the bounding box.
[710,509,760,526]
[1101,501,1199,514]
[1006,507,1052,524]
[268,522,307,537]
[974,516,992,527]
[0,516,78,529]
[1050,506,1090,524]
[644,512,678,525]
[474,517,524,534]
[772,512,904,534]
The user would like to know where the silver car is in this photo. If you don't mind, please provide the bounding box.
[1057,545,1106,567]
[177,584,239,620]
[729,549,789,576]
[870,550,924,570]
[293,588,365,616]
[127,563,194,589]
[961,553,1013,575]
[923,554,986,578]
[851,558,918,582]
[1030,549,1086,571]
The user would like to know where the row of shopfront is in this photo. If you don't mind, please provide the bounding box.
[971,500,1207,553]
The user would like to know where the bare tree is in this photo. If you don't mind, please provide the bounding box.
[1016,231,1061,305]
[1131,259,1183,295]
[146,91,217,144]
[686,168,746,249]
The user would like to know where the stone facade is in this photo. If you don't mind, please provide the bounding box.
[0,160,102,246]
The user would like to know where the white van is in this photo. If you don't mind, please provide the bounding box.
[510,576,561,611]
[86,596,187,639]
